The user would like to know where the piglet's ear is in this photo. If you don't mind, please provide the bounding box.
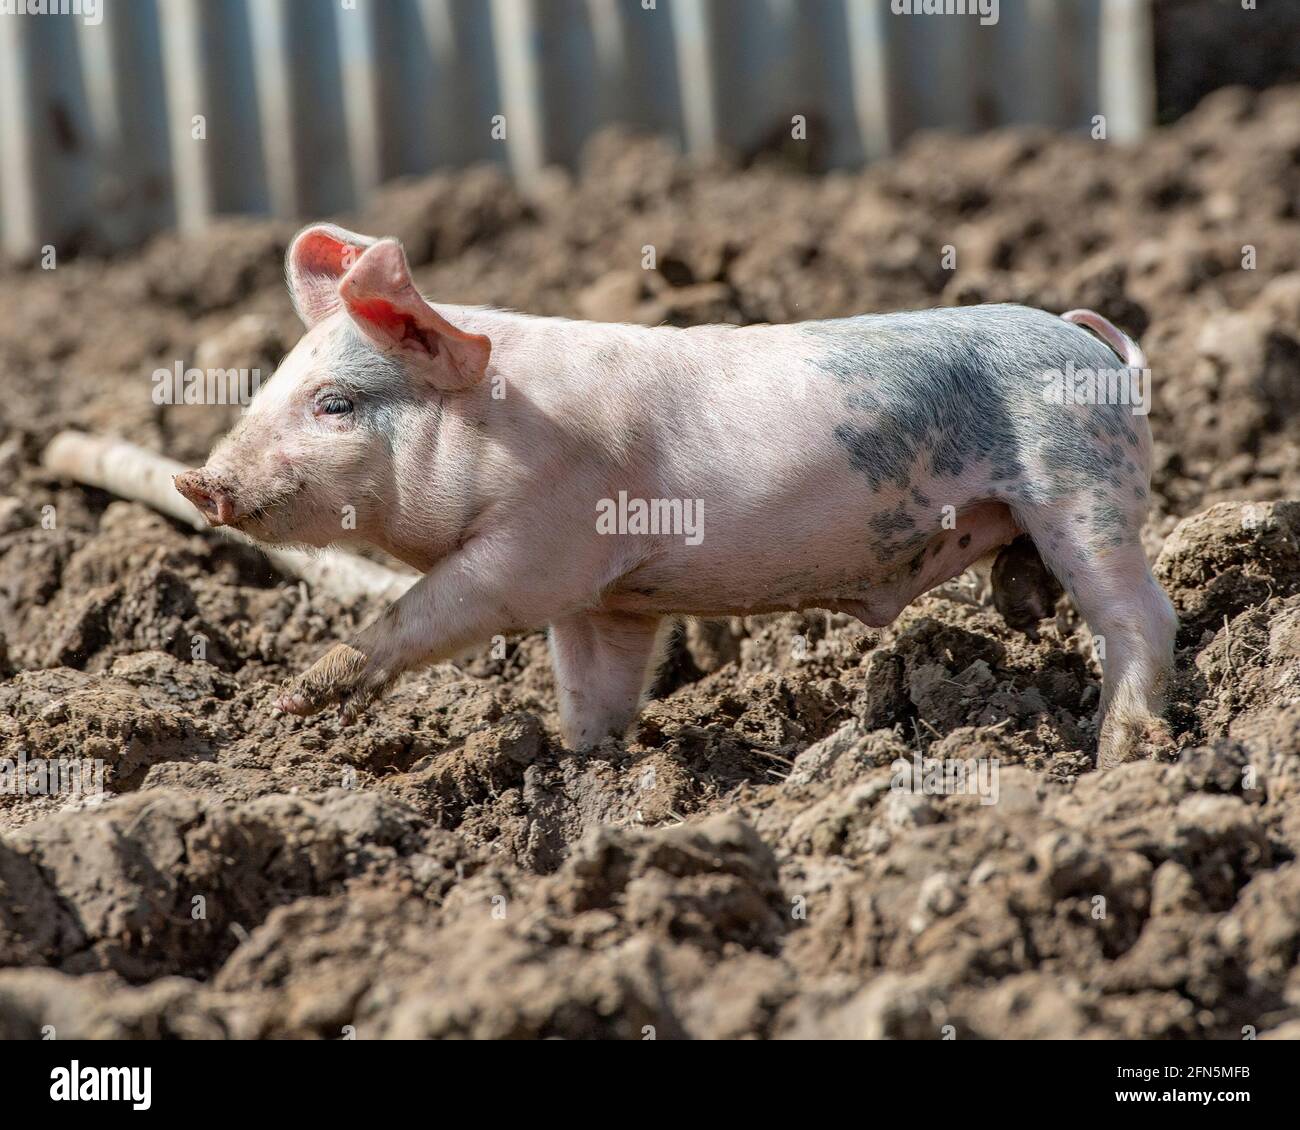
[286,223,376,327]
[338,239,491,392]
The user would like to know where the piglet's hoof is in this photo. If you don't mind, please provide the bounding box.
[273,643,380,719]
[1098,717,1177,771]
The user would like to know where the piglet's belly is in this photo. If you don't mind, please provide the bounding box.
[603,500,1021,626]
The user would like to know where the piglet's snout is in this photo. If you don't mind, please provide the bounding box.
[175,470,239,527]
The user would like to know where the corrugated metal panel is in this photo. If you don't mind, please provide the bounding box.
[0,0,1155,260]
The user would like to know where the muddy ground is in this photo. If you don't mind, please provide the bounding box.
[0,85,1298,1040]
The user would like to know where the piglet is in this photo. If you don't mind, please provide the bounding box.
[176,225,1177,769]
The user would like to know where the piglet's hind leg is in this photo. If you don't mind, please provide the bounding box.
[1015,506,1177,770]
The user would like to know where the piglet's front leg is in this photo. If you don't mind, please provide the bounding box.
[274,545,525,723]
[274,639,394,723]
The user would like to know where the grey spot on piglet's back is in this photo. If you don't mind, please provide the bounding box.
[804,304,1139,503]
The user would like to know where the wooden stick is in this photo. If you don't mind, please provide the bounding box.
[41,430,417,604]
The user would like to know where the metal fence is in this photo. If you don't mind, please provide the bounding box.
[0,0,1155,260]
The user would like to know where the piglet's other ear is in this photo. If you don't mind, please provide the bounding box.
[286,224,376,327]
[338,239,491,392]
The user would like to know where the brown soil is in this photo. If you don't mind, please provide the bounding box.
[0,85,1298,1040]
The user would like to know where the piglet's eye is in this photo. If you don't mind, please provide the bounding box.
[316,394,353,416]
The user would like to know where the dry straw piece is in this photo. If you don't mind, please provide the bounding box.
[42,430,416,605]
